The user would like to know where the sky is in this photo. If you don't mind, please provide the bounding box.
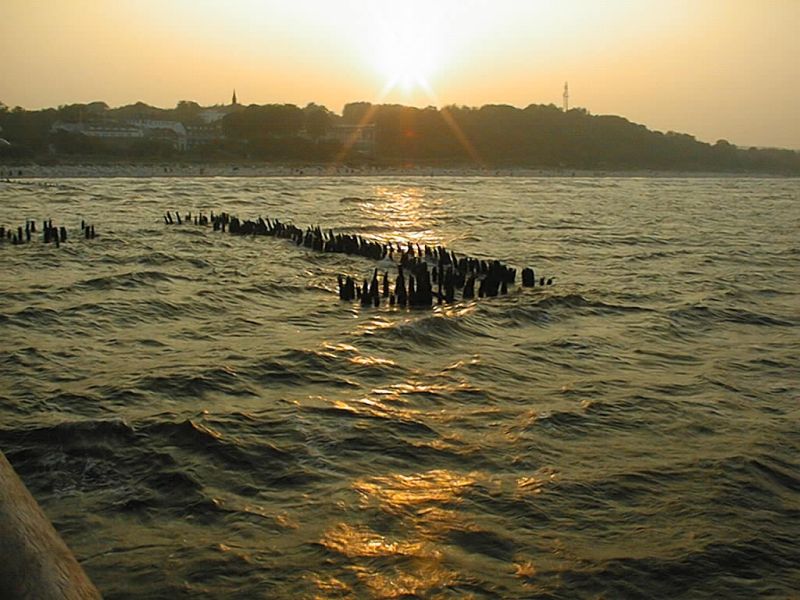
[1,0,798,149]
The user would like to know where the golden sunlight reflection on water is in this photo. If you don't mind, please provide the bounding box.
[316,470,482,597]
[320,522,439,559]
[330,468,557,596]
[318,468,553,596]
[358,187,445,246]
[354,469,477,517]
[370,380,481,405]
[322,397,429,433]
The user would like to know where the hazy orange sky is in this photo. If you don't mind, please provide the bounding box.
[1,0,798,148]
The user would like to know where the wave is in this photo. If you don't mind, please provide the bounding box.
[142,417,320,489]
[76,270,192,291]
[369,312,493,349]
[0,418,137,448]
[499,293,652,326]
[135,368,256,398]
[279,347,403,380]
[669,304,797,327]
[339,196,375,203]
[549,535,799,598]
[2,306,63,327]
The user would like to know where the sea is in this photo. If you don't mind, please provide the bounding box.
[0,176,798,599]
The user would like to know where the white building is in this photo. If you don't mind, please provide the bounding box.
[131,120,188,151]
[51,120,190,151]
[51,121,144,140]
[199,91,241,124]
[198,109,229,124]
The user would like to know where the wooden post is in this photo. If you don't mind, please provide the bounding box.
[0,451,101,599]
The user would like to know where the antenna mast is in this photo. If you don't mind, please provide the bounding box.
[563,82,569,112]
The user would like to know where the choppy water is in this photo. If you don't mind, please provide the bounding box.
[1,176,798,599]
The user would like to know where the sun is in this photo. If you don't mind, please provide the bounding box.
[373,28,440,94]
[377,38,436,94]
[364,3,449,96]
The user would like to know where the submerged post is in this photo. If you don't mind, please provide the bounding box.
[0,451,101,599]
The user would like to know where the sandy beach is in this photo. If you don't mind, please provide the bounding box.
[0,163,790,179]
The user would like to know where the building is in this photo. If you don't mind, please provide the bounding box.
[49,92,240,152]
[325,124,376,155]
[51,121,144,141]
[51,120,190,151]
[186,123,225,149]
[131,120,188,151]
[198,109,229,124]
[199,90,242,124]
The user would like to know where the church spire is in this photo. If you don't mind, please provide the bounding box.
[232,89,238,105]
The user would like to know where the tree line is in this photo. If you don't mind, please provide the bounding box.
[344,102,799,173]
[1,99,798,174]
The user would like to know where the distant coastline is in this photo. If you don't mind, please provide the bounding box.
[3,101,799,176]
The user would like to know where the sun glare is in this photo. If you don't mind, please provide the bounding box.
[365,3,450,97]
[377,37,436,94]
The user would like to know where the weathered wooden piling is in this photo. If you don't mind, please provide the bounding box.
[0,451,101,599]
[160,207,556,310]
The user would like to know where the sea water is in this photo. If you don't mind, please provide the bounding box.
[0,176,798,598]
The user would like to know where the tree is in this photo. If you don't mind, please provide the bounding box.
[342,102,374,125]
[222,104,304,141]
[304,103,332,140]
[174,100,202,124]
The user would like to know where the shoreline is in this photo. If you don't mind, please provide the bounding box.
[0,163,796,179]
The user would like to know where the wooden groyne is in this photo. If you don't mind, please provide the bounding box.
[164,210,555,308]
[0,219,97,247]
